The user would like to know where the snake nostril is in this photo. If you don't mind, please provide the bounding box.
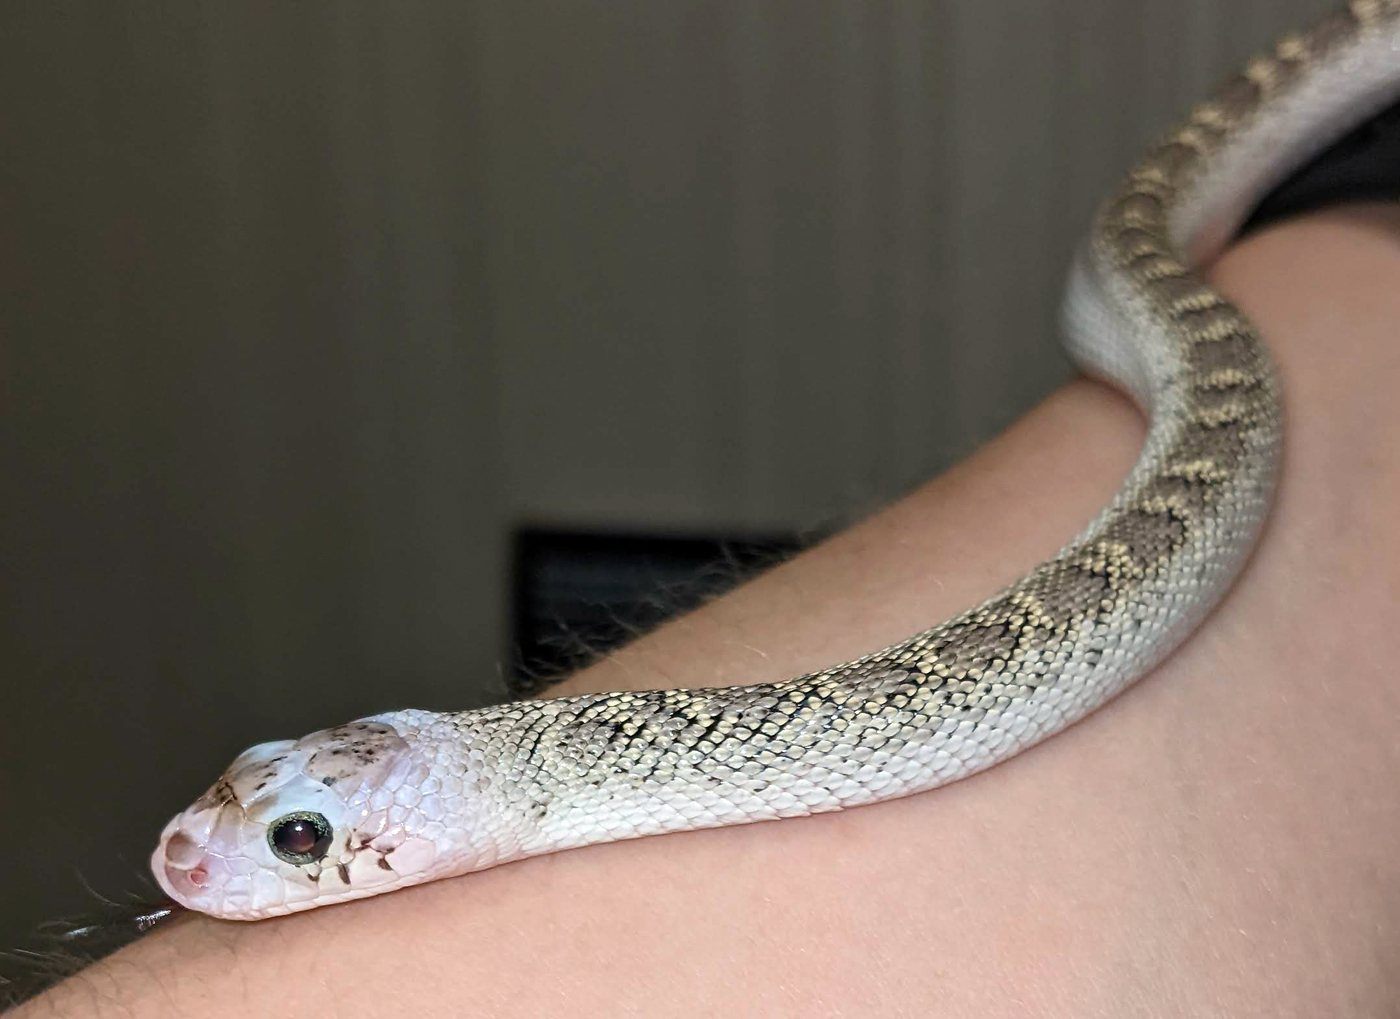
[165,854,219,896]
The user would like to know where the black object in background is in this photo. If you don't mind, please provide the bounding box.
[508,529,809,697]
[1241,96,1400,236]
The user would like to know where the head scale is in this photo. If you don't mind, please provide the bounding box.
[152,718,438,919]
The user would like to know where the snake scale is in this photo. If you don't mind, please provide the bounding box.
[155,3,1400,920]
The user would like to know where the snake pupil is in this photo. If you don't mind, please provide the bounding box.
[268,812,333,865]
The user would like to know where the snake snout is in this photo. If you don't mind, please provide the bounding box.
[153,810,246,908]
[163,831,204,869]
[159,830,220,896]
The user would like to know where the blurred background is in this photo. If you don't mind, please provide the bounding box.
[2,0,1330,989]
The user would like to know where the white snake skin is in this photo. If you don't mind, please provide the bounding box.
[154,3,1400,920]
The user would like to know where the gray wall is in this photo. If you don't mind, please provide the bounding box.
[2,0,1327,963]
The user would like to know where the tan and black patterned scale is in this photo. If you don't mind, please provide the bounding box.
[447,6,1400,850]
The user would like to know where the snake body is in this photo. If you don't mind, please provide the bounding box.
[155,3,1400,920]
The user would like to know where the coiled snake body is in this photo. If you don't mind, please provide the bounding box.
[155,4,1400,920]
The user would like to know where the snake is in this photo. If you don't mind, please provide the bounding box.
[153,2,1400,920]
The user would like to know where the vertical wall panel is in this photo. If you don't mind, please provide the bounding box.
[478,0,1328,531]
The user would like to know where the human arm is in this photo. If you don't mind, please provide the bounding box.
[14,206,1400,1018]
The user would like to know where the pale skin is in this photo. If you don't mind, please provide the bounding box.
[12,206,1400,1017]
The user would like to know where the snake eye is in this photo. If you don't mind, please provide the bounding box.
[268,812,334,865]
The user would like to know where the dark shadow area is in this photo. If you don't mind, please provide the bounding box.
[509,528,812,697]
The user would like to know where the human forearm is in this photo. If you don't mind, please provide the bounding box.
[14,206,1400,1018]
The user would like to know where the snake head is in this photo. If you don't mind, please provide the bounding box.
[152,717,440,920]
